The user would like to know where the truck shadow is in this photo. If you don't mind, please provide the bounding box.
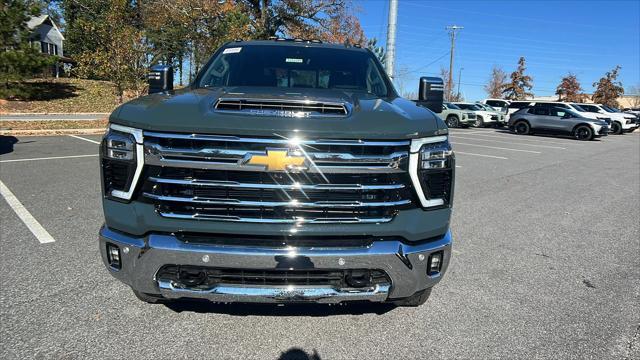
[163,299,397,316]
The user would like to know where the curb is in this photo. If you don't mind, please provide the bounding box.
[0,128,106,136]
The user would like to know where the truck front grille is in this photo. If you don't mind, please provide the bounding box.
[140,132,415,224]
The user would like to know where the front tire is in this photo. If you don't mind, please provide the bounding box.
[513,120,530,135]
[574,125,594,141]
[473,116,484,128]
[445,115,459,128]
[611,121,623,135]
[392,288,432,307]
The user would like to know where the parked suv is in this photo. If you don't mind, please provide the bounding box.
[475,102,508,127]
[509,106,609,140]
[99,39,454,307]
[434,102,476,128]
[454,102,503,127]
[576,103,638,134]
[480,98,509,114]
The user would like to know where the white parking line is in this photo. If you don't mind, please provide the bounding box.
[450,135,566,150]
[461,132,575,145]
[0,154,98,163]
[68,134,101,144]
[455,151,508,160]
[0,180,55,244]
[451,142,541,154]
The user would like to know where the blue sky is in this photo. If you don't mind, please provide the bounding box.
[356,0,640,101]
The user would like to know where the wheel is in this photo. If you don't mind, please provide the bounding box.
[611,121,623,135]
[392,288,432,307]
[573,125,593,141]
[473,116,484,128]
[132,289,166,304]
[513,120,530,135]
[445,115,459,128]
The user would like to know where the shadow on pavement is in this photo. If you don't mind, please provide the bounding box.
[0,136,18,155]
[277,348,322,360]
[163,299,397,316]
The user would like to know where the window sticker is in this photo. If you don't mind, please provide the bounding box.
[286,58,303,63]
[223,47,242,54]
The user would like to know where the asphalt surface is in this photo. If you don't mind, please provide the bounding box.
[0,128,638,359]
[0,113,108,121]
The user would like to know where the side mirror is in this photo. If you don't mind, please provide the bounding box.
[418,77,444,113]
[148,64,173,94]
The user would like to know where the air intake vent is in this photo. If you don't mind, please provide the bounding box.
[214,98,349,117]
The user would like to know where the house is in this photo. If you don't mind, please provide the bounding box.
[27,14,70,78]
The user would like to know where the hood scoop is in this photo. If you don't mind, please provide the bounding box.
[214,98,350,118]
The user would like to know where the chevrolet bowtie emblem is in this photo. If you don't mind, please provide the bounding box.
[243,150,306,172]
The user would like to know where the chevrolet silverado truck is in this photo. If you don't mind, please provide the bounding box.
[99,39,454,307]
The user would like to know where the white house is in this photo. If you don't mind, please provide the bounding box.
[27,15,68,77]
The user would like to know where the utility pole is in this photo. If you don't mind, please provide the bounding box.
[385,0,398,80]
[446,25,463,101]
[457,67,464,100]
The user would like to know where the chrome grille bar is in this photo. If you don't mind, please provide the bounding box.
[147,177,405,191]
[158,212,393,224]
[144,193,411,208]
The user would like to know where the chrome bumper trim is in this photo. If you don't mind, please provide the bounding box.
[99,226,453,302]
[158,280,391,303]
[157,212,394,224]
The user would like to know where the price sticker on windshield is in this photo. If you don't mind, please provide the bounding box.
[223,47,242,54]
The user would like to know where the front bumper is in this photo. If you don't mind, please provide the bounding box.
[99,226,453,303]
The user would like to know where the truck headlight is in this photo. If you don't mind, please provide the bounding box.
[100,124,144,201]
[409,136,455,208]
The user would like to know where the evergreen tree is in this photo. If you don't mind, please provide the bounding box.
[0,0,56,94]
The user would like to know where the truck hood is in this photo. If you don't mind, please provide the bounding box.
[111,87,447,140]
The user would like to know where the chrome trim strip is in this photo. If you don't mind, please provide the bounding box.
[157,212,393,224]
[143,131,410,147]
[157,280,391,303]
[147,177,405,191]
[145,142,408,164]
[144,154,406,173]
[144,192,411,208]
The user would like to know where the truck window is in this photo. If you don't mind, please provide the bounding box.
[198,45,390,97]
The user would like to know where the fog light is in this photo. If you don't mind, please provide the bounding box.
[107,244,121,269]
[427,251,443,276]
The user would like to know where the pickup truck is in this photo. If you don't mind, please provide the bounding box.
[99,39,454,307]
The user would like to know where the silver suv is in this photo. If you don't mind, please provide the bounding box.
[509,106,610,141]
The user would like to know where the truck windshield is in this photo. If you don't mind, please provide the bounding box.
[197,44,390,97]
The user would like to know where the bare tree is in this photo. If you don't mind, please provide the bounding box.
[484,66,506,98]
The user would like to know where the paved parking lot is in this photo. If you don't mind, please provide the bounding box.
[1,128,638,359]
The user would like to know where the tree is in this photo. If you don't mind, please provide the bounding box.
[484,65,506,98]
[592,65,624,108]
[502,57,533,100]
[0,0,57,93]
[556,73,586,102]
[366,38,385,65]
[240,0,362,42]
[439,66,461,101]
[72,0,148,103]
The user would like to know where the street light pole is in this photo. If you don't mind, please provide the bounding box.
[457,67,464,99]
[446,25,463,101]
[385,0,398,80]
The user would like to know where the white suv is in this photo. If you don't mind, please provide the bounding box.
[575,103,638,134]
[480,99,509,113]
